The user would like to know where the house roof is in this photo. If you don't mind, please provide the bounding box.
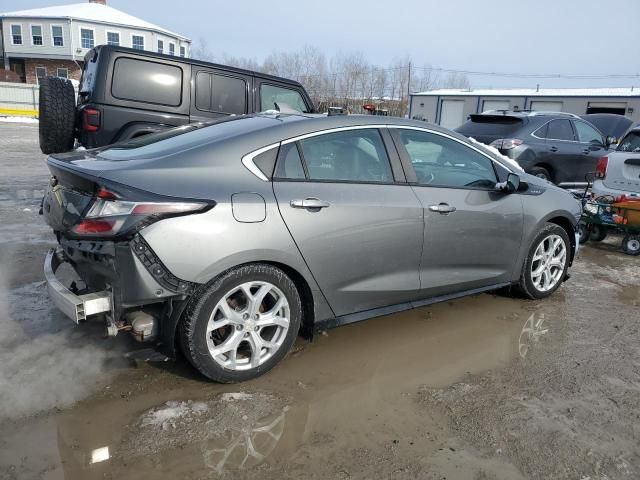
[411,87,640,98]
[0,2,189,41]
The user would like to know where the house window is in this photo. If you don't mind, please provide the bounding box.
[180,46,186,57]
[106,31,119,46]
[157,39,164,54]
[31,25,43,45]
[11,25,23,45]
[132,35,144,50]
[35,66,47,83]
[169,43,175,56]
[57,68,69,79]
[81,28,94,49]
[51,25,64,46]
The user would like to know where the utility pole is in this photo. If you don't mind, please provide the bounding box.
[407,62,412,118]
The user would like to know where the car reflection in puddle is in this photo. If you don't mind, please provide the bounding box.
[518,312,550,359]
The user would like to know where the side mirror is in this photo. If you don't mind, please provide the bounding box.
[605,136,617,147]
[495,173,520,193]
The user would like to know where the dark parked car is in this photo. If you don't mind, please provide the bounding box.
[455,111,615,187]
[580,113,633,143]
[38,45,315,154]
[42,113,581,382]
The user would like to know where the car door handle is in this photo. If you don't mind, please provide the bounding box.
[428,203,456,214]
[549,146,558,152]
[290,198,331,209]
[582,148,590,154]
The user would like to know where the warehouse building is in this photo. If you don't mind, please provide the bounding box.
[0,0,190,84]
[409,87,640,130]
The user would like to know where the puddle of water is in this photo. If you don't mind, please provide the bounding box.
[0,294,553,479]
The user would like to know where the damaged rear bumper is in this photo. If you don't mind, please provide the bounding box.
[44,248,113,323]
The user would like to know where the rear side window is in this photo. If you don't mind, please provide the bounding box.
[298,129,393,183]
[545,119,575,141]
[195,72,247,114]
[574,121,603,144]
[111,58,182,106]
[260,84,309,113]
[275,143,306,179]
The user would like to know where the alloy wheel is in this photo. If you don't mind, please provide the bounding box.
[530,234,567,292]
[206,281,290,371]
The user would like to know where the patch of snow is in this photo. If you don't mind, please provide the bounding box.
[468,137,525,172]
[140,400,208,428]
[220,392,254,401]
[0,116,39,124]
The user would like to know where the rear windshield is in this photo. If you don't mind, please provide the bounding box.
[455,115,524,136]
[617,131,640,152]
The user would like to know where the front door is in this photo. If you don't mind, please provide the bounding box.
[273,128,424,316]
[390,127,523,297]
[573,119,609,183]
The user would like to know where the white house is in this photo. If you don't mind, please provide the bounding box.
[0,0,190,84]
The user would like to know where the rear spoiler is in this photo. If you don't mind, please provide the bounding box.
[469,114,524,124]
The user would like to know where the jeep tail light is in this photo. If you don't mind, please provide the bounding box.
[489,138,523,150]
[83,108,101,132]
[72,192,212,237]
[595,156,609,179]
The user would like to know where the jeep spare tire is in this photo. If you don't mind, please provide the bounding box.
[39,76,76,154]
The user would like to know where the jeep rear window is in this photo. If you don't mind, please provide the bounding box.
[455,115,524,136]
[111,58,182,106]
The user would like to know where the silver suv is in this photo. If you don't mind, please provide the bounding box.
[42,114,582,382]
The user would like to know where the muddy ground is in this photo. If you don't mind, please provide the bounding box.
[0,121,638,480]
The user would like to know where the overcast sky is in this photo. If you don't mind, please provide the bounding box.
[3,0,640,88]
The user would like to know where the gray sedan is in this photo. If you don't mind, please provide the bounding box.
[42,114,582,382]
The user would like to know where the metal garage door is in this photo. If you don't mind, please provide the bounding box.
[530,101,563,112]
[439,100,465,130]
[482,100,510,112]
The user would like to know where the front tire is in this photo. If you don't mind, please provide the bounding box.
[517,223,570,299]
[180,264,302,383]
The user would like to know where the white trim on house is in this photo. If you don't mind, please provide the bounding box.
[50,23,65,47]
[105,29,121,46]
[10,23,23,45]
[29,23,44,46]
[130,32,145,50]
[79,26,96,49]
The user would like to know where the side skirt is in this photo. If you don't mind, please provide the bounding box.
[315,282,513,331]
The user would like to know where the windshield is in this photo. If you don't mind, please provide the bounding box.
[617,131,640,152]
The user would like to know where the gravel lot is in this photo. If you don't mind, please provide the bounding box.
[0,121,638,480]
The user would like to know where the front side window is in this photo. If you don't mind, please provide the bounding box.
[51,25,64,46]
[132,35,144,50]
[35,66,47,82]
[106,31,120,46]
[195,72,246,114]
[157,39,164,54]
[298,129,393,183]
[80,28,94,49]
[545,119,575,141]
[11,25,22,45]
[31,25,43,45]
[180,46,186,57]
[260,84,309,113]
[574,121,603,144]
[169,43,175,55]
[57,68,68,79]
[397,129,497,189]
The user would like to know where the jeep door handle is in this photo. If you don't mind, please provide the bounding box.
[290,198,331,209]
[428,203,456,214]
[549,146,558,152]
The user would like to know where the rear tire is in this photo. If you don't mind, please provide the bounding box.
[39,76,76,154]
[517,223,570,299]
[589,225,608,242]
[529,166,552,182]
[179,264,302,383]
[622,234,640,256]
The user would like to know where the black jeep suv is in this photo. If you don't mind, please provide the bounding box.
[455,111,615,187]
[38,45,315,154]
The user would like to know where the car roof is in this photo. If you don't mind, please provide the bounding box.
[478,110,579,119]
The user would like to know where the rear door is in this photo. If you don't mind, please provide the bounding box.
[189,69,251,122]
[273,127,423,316]
[439,100,465,130]
[390,127,523,298]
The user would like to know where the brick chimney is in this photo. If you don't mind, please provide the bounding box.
[89,0,106,4]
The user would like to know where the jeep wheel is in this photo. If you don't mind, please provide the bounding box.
[517,223,570,299]
[39,76,76,154]
[180,264,302,383]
